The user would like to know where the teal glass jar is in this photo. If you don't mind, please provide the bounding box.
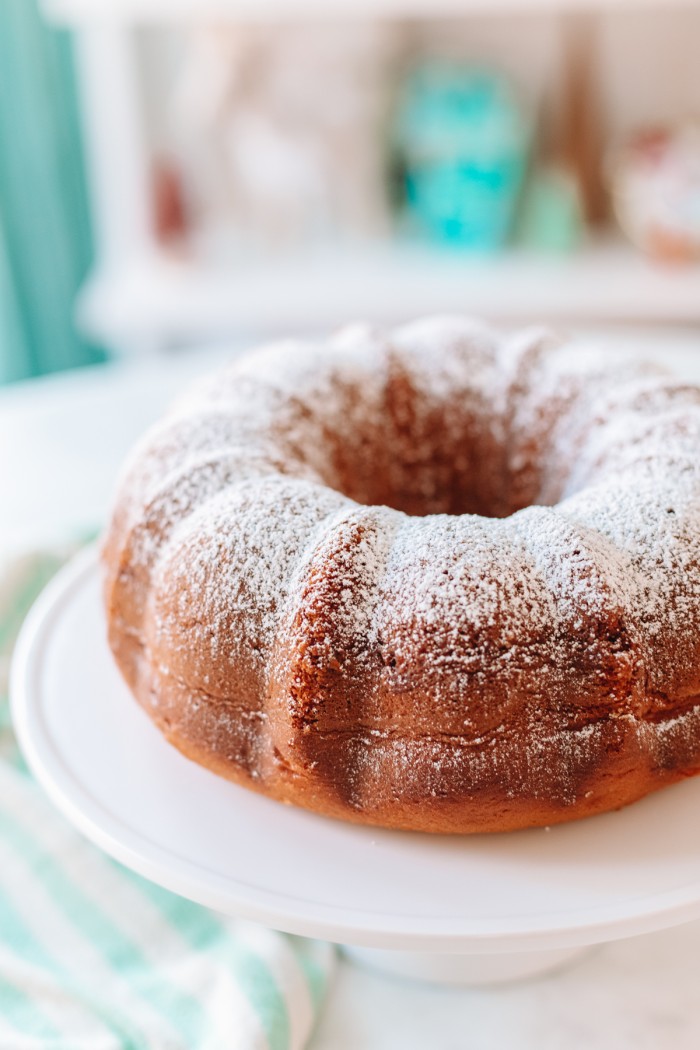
[395,66,533,250]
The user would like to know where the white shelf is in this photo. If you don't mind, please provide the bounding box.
[76,238,700,352]
[43,0,700,23]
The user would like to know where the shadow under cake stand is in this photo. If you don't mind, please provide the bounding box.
[11,548,700,986]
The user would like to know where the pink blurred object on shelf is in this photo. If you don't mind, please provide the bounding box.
[610,122,700,264]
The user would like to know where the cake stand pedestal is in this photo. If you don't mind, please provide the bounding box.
[12,550,700,987]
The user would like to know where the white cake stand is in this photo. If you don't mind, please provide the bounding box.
[11,549,700,986]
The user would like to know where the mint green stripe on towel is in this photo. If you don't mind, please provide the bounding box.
[132,873,291,1050]
[0,805,208,1048]
[0,869,140,1048]
[0,973,62,1043]
[225,940,291,1050]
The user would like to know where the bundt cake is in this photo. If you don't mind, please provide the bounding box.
[102,317,700,833]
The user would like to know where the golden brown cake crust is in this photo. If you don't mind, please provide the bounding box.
[102,317,700,833]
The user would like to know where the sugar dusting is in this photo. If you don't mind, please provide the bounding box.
[103,317,700,818]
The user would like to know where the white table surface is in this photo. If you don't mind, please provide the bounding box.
[3,328,700,1049]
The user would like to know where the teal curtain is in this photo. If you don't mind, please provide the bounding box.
[0,0,105,384]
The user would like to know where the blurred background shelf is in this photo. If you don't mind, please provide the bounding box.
[45,0,700,24]
[79,237,700,352]
[24,0,700,366]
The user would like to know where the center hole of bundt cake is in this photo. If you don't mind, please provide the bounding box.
[326,423,514,518]
[307,351,544,518]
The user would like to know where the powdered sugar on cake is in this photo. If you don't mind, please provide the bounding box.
[101,316,700,828]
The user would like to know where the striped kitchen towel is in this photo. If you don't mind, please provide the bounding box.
[0,548,334,1050]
